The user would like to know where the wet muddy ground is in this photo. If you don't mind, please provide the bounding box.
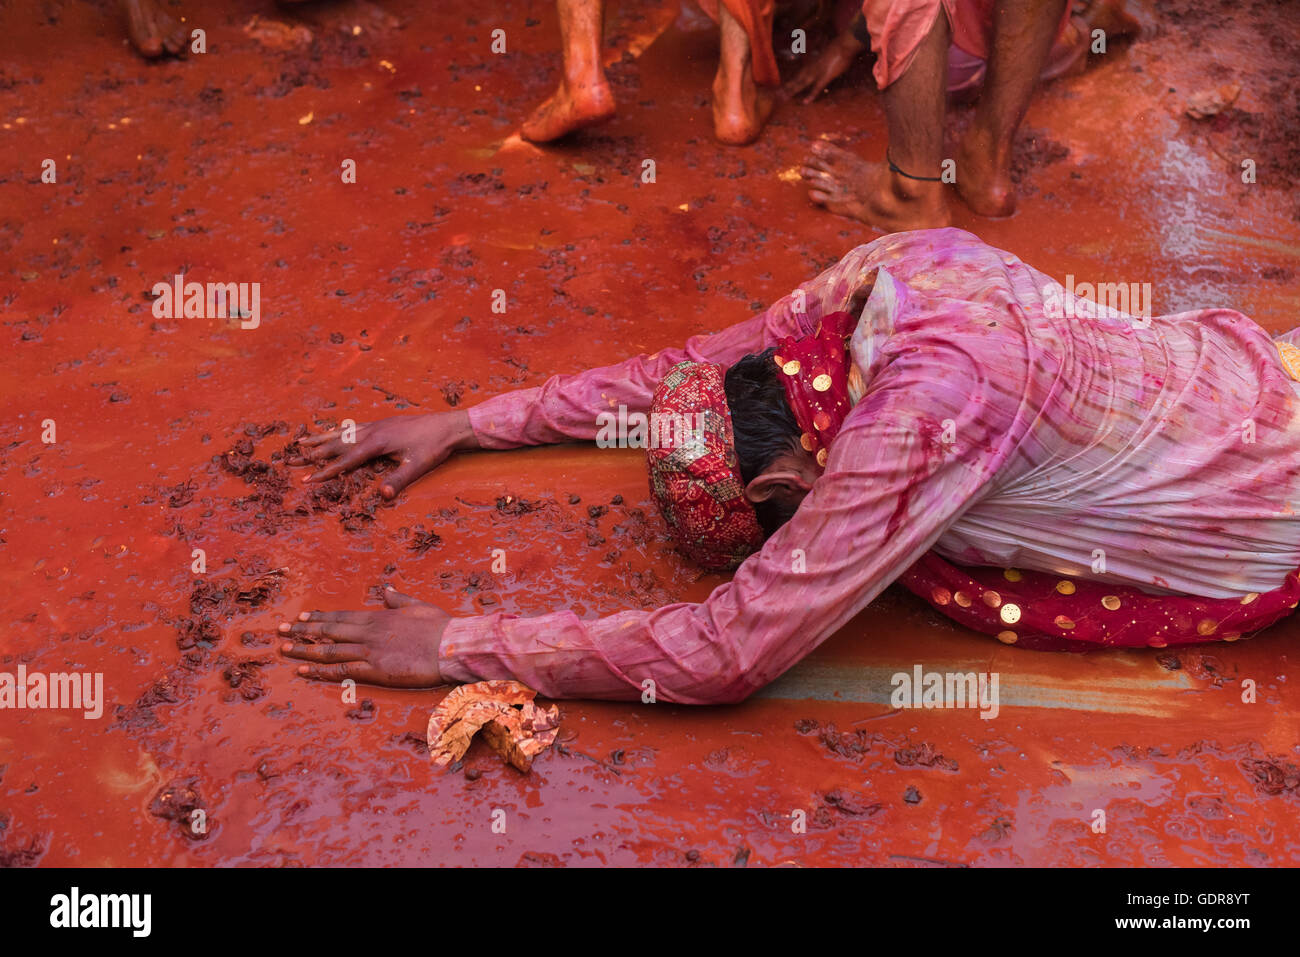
[2,0,1299,866]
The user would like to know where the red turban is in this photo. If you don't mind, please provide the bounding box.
[647,361,764,572]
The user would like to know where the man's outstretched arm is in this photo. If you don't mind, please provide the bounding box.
[467,246,884,449]
[284,351,1020,703]
[296,236,907,495]
[291,260,859,495]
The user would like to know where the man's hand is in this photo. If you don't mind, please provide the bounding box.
[279,587,451,688]
[293,410,478,499]
[782,31,867,104]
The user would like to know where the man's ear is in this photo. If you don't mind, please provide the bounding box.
[744,470,810,504]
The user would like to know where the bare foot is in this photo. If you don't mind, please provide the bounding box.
[954,124,1016,218]
[121,0,188,59]
[800,141,951,231]
[712,70,775,146]
[520,76,616,143]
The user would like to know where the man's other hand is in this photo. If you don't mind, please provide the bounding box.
[279,587,451,688]
[293,410,478,499]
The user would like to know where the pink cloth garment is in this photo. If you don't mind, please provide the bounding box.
[445,228,1300,704]
[767,301,1300,651]
[863,0,1073,89]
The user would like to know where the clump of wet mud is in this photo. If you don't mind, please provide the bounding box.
[1241,755,1300,798]
[173,563,286,654]
[1010,127,1071,191]
[148,778,210,841]
[346,699,376,721]
[819,788,883,820]
[0,829,45,867]
[796,718,876,760]
[895,743,960,772]
[213,422,396,534]
[406,527,443,554]
[115,674,182,731]
[220,656,271,702]
[795,719,960,773]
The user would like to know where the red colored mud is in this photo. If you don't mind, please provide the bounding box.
[2,0,1299,866]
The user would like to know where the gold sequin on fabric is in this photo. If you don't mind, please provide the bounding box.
[983,591,1002,608]
[997,631,1018,644]
[1196,619,1217,636]
[1055,580,1075,595]
[1148,636,1167,648]
[1003,569,1022,582]
[812,373,833,392]
[1054,615,1076,630]
[816,448,828,467]
[782,359,801,376]
[813,411,832,432]
[1101,595,1122,610]
[800,433,814,451]
[1223,632,1242,642]
[932,587,952,606]
[954,591,972,607]
[1241,592,1259,604]
[1000,603,1022,625]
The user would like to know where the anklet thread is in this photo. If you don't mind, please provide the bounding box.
[887,152,943,182]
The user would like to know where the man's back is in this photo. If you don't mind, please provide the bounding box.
[852,228,1300,598]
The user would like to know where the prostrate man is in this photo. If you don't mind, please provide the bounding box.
[280,228,1300,703]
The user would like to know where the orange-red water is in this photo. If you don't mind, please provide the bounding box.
[2,0,1299,866]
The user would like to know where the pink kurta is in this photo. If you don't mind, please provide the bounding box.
[864,0,1072,89]
[441,228,1300,703]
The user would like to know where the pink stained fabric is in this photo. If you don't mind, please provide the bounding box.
[761,299,1300,651]
[774,311,1300,650]
[447,227,1300,704]
[863,0,1072,89]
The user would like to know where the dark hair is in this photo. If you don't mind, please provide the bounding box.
[724,347,803,536]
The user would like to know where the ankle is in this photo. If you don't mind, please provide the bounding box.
[966,121,1013,161]
[889,169,944,204]
[563,63,608,93]
[714,54,753,92]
